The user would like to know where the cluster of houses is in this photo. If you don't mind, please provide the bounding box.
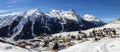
[89,28,116,41]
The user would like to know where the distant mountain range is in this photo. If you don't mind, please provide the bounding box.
[0,9,106,39]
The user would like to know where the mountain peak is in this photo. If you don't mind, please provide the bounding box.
[48,9,79,22]
[70,9,75,13]
[50,9,62,13]
[23,8,42,17]
[83,14,100,22]
[29,8,41,12]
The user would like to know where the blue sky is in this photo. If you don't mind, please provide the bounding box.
[0,0,120,22]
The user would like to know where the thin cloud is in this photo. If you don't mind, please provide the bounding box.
[0,7,30,15]
[0,12,20,16]
[6,0,26,4]
[0,10,12,13]
[0,9,22,15]
[7,5,13,8]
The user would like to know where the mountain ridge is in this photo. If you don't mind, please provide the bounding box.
[0,8,106,39]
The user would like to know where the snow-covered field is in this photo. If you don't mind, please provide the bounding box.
[59,37,120,52]
[0,42,36,52]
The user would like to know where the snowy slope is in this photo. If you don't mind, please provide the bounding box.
[103,18,120,28]
[59,38,120,52]
[0,42,36,52]
[0,15,16,28]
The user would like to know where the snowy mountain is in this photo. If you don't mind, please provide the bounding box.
[100,18,120,29]
[110,18,120,24]
[46,9,79,22]
[0,9,105,39]
[83,14,100,22]
[83,14,105,26]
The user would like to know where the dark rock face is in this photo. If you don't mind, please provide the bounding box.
[0,16,22,37]
[0,25,10,37]
[8,16,22,35]
[0,9,105,39]
[64,20,80,31]
[14,20,33,40]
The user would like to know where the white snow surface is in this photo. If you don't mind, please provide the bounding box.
[59,38,120,52]
[0,42,36,52]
